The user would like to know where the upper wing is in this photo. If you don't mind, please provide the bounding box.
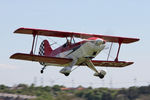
[10,53,72,64]
[79,60,133,67]
[14,27,139,44]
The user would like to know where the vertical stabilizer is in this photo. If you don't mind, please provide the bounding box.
[39,40,52,65]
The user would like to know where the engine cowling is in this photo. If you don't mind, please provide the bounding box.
[94,70,107,79]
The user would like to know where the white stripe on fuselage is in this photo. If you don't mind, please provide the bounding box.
[46,40,105,67]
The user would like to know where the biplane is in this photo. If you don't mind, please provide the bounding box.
[10,28,139,79]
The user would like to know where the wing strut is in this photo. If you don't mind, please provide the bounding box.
[30,31,37,55]
[115,39,123,62]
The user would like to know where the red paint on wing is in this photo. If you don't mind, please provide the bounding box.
[14,27,140,44]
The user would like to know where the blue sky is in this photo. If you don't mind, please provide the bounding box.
[0,0,150,88]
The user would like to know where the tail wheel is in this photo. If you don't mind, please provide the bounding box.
[40,66,46,74]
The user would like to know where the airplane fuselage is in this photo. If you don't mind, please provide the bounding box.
[45,37,106,67]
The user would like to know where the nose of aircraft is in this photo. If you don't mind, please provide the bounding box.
[95,39,106,46]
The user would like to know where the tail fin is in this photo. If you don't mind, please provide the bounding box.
[39,40,52,56]
[39,40,52,65]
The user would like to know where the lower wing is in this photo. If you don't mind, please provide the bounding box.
[10,53,133,67]
[10,53,72,65]
[83,60,133,67]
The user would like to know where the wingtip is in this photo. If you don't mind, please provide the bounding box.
[10,54,15,59]
[135,38,140,42]
[14,27,25,33]
[10,53,22,59]
[137,38,140,41]
[10,53,18,59]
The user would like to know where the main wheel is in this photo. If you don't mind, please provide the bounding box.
[64,73,70,76]
[98,73,104,79]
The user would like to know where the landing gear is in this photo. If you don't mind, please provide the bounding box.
[40,66,46,74]
[94,70,106,79]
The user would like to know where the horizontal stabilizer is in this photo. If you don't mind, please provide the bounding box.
[10,53,72,64]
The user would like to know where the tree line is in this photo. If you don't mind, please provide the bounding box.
[0,84,150,100]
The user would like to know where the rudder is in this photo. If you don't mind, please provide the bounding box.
[39,40,52,56]
[39,40,52,65]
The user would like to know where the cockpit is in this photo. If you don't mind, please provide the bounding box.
[62,37,75,48]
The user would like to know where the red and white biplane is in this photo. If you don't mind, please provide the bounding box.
[10,28,139,79]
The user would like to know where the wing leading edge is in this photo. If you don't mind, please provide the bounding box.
[14,27,139,44]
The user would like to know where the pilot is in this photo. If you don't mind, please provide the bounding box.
[63,39,71,47]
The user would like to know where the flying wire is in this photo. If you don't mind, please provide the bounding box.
[107,42,113,61]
